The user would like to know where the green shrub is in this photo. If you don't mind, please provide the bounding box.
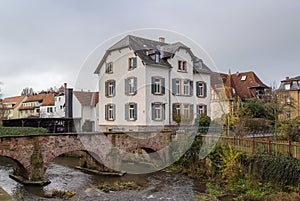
[0,127,47,136]
[249,153,300,186]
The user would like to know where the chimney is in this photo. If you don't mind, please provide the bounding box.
[159,37,165,43]
[286,76,290,81]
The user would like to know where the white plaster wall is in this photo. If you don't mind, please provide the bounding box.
[98,48,146,128]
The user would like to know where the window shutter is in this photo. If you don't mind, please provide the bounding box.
[134,103,137,120]
[172,79,176,95]
[151,77,155,94]
[125,103,129,121]
[125,79,129,95]
[172,104,176,120]
[162,104,166,120]
[133,57,137,68]
[196,82,200,97]
[105,105,108,120]
[134,77,137,95]
[204,105,207,115]
[204,83,207,97]
[161,78,165,95]
[190,80,193,96]
[105,81,108,97]
[151,103,155,120]
[112,104,116,120]
[190,104,194,119]
[105,63,108,73]
[112,80,116,96]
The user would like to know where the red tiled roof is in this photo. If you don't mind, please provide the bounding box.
[24,93,48,102]
[3,96,26,109]
[73,91,99,107]
[224,71,269,99]
[41,94,55,106]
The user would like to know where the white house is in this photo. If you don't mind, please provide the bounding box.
[94,35,211,132]
[53,93,65,118]
[72,91,99,132]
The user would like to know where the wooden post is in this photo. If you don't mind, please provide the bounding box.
[288,141,291,156]
[267,138,271,154]
[252,137,255,154]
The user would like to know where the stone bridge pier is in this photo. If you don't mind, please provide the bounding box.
[0,131,172,185]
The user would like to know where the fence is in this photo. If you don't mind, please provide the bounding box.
[204,135,300,160]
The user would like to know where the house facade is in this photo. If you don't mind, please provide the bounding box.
[277,76,300,120]
[2,95,27,119]
[210,71,270,119]
[95,35,211,132]
[72,91,99,132]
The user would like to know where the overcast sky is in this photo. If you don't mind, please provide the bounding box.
[1,0,300,97]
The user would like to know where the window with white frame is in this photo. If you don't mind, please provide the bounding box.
[183,80,189,95]
[197,104,207,116]
[128,57,137,70]
[125,103,137,121]
[196,81,206,97]
[152,103,164,121]
[105,62,113,73]
[151,77,165,95]
[175,79,181,95]
[125,77,137,95]
[178,60,187,72]
[105,104,115,121]
[183,104,190,119]
[105,80,116,97]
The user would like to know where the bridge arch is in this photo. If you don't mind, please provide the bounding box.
[0,155,29,179]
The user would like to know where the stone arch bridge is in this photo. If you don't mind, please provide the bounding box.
[0,131,173,185]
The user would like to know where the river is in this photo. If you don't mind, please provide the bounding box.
[0,156,205,201]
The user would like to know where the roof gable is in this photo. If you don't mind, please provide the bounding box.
[73,91,99,107]
[94,35,212,74]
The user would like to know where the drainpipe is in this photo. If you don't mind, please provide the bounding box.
[168,67,172,127]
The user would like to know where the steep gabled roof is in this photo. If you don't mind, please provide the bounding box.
[73,91,99,107]
[224,71,269,98]
[24,93,48,102]
[94,35,212,74]
[3,95,26,109]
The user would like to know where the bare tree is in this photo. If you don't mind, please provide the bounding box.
[21,87,34,96]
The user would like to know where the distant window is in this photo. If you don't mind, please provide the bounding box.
[286,111,291,119]
[129,57,137,70]
[105,62,113,73]
[178,60,187,72]
[286,96,291,105]
[285,84,290,90]
[197,104,207,115]
[241,75,247,81]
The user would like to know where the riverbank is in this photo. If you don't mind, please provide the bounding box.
[0,187,15,201]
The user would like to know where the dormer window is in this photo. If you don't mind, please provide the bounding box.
[241,75,247,81]
[178,60,187,72]
[155,51,160,63]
